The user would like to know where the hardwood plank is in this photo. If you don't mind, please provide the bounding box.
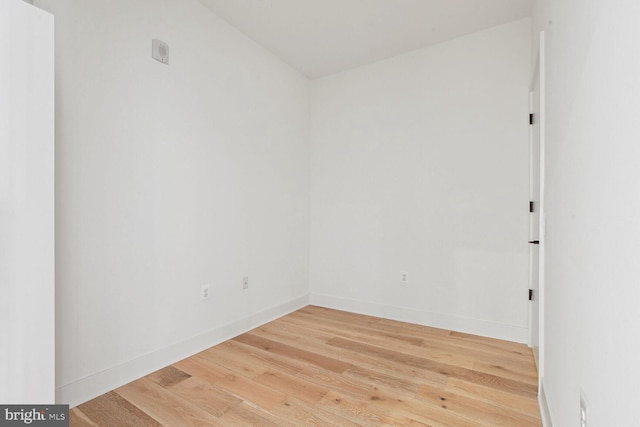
[72,391,160,427]
[197,343,271,378]
[115,377,224,426]
[175,355,288,410]
[315,390,410,427]
[343,364,427,397]
[253,369,328,405]
[271,396,364,427]
[296,364,375,400]
[234,332,351,373]
[217,401,297,427]
[71,306,541,426]
[213,339,308,376]
[168,376,242,417]
[146,365,191,388]
[472,359,538,386]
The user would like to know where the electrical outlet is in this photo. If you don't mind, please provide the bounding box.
[400,271,409,285]
[242,276,249,290]
[580,392,588,427]
[201,285,210,301]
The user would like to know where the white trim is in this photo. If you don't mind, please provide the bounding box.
[56,294,309,408]
[309,293,528,343]
[538,378,553,427]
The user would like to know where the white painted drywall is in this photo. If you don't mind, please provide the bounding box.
[0,0,55,403]
[309,19,532,342]
[34,0,310,406]
[532,0,640,425]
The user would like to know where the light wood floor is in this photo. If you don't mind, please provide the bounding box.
[70,306,541,426]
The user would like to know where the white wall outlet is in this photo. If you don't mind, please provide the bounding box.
[152,39,169,64]
[400,271,409,285]
[201,285,210,301]
[242,276,249,290]
[580,392,588,427]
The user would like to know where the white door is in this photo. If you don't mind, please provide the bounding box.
[529,80,540,363]
[0,0,55,403]
[528,32,545,372]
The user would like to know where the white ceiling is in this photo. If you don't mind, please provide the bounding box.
[198,0,532,79]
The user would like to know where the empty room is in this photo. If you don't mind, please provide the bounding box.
[3,0,640,426]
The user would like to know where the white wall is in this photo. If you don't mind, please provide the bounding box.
[532,1,640,426]
[309,19,532,342]
[34,0,310,407]
[0,0,55,403]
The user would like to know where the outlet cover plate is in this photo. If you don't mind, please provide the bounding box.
[201,285,210,301]
[400,271,409,285]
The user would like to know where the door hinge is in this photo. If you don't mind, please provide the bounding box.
[529,201,535,213]
[529,289,534,301]
[529,113,535,125]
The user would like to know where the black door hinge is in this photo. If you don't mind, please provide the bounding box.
[529,289,534,301]
[529,113,535,125]
[529,201,535,213]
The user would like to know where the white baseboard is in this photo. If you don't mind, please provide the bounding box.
[538,379,553,427]
[309,293,528,343]
[56,294,309,408]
